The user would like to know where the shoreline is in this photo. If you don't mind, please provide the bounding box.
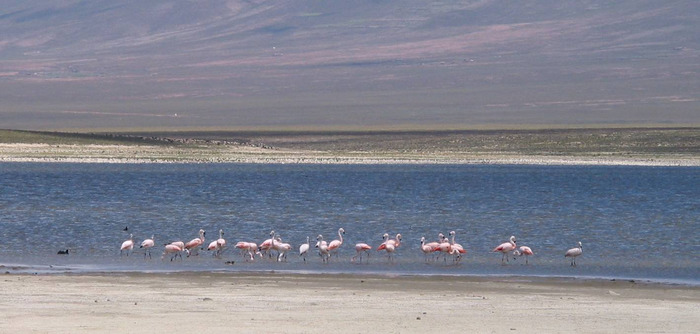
[2,127,699,166]
[3,272,699,333]
[1,151,698,167]
[3,262,698,288]
[2,157,698,166]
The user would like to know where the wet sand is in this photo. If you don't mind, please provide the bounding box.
[2,273,698,333]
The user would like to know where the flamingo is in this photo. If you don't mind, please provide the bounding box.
[424,233,443,261]
[269,233,289,261]
[140,235,155,259]
[207,240,221,256]
[162,243,183,261]
[434,233,452,262]
[315,234,330,263]
[299,236,310,262]
[235,241,260,261]
[169,241,185,250]
[216,229,226,249]
[184,229,205,257]
[351,243,372,263]
[377,233,401,262]
[259,230,276,259]
[376,233,389,250]
[387,233,402,248]
[513,246,534,264]
[565,242,583,266]
[448,231,467,263]
[493,235,517,264]
[274,236,292,262]
[207,230,226,257]
[120,234,134,256]
[420,237,437,262]
[327,228,345,259]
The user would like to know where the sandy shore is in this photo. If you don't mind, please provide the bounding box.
[1,143,699,166]
[1,273,698,333]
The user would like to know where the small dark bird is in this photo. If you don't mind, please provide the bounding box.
[123,226,129,231]
[57,249,70,255]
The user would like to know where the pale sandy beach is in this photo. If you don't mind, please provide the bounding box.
[1,143,699,166]
[2,128,699,166]
[1,273,698,333]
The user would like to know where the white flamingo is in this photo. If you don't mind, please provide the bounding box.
[120,234,134,256]
[448,231,466,263]
[565,242,583,266]
[315,234,330,263]
[274,235,292,262]
[140,235,155,259]
[216,229,226,250]
[299,236,310,262]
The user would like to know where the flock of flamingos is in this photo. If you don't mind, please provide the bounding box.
[117,228,584,266]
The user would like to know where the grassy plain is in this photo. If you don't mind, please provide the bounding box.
[1,127,698,165]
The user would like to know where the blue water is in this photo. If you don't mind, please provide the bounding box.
[1,163,698,284]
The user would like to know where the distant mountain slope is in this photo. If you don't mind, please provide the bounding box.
[1,0,698,129]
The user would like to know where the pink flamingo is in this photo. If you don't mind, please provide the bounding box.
[207,240,220,256]
[351,243,372,263]
[513,246,534,264]
[140,235,155,259]
[327,228,345,259]
[424,233,443,261]
[565,241,583,266]
[377,233,401,262]
[120,234,134,256]
[162,243,183,261]
[184,229,205,257]
[169,240,185,249]
[207,229,226,257]
[493,236,517,264]
[434,233,452,262]
[259,230,276,259]
[420,237,437,262]
[234,241,260,261]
